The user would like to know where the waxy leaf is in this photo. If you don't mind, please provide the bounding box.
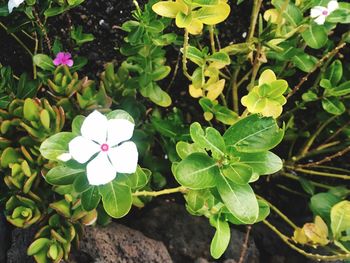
[190,122,225,159]
[236,151,282,175]
[81,186,100,211]
[330,200,350,239]
[99,181,132,218]
[223,114,284,153]
[322,97,345,115]
[216,172,259,223]
[222,163,253,185]
[45,166,84,185]
[324,60,343,86]
[210,217,231,259]
[301,25,328,49]
[40,132,76,161]
[175,153,219,189]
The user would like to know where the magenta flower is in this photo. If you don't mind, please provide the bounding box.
[53,52,74,67]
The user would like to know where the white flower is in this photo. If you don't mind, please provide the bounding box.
[62,110,138,186]
[8,0,25,13]
[310,0,339,25]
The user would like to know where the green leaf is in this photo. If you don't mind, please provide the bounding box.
[192,0,219,6]
[45,166,84,185]
[216,172,259,223]
[174,153,219,189]
[299,178,315,195]
[40,132,76,161]
[310,192,341,223]
[73,173,90,193]
[326,81,350,97]
[256,199,270,222]
[222,163,253,185]
[81,186,100,211]
[208,52,230,65]
[117,166,151,190]
[322,97,345,115]
[223,114,284,153]
[23,98,39,121]
[236,151,282,175]
[152,1,187,18]
[193,2,230,25]
[71,25,95,45]
[324,60,343,86]
[186,46,205,66]
[190,122,225,159]
[331,200,350,239]
[301,25,328,49]
[98,181,132,218]
[27,238,51,256]
[33,54,55,71]
[176,141,206,160]
[140,83,172,107]
[72,115,85,135]
[291,53,317,72]
[210,217,231,259]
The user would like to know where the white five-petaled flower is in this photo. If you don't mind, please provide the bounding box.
[310,0,339,25]
[59,110,138,186]
[8,0,24,13]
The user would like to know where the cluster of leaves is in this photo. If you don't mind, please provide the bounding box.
[173,114,284,257]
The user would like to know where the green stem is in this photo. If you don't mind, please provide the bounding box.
[296,116,337,160]
[209,25,216,54]
[280,172,333,190]
[263,220,350,261]
[286,166,350,180]
[182,29,192,81]
[133,186,188,197]
[232,69,240,113]
[0,22,33,57]
[256,195,298,230]
[247,0,262,42]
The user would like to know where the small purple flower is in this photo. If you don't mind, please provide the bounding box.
[53,52,74,67]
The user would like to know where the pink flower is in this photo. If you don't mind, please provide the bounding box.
[53,52,74,67]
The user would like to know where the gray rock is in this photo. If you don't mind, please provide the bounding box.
[0,214,10,263]
[130,201,259,263]
[7,227,36,263]
[76,223,173,263]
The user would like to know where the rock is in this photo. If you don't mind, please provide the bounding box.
[130,201,259,263]
[7,227,37,263]
[74,223,172,263]
[0,214,10,263]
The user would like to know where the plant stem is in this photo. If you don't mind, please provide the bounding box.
[238,225,252,263]
[286,166,350,180]
[257,195,298,230]
[232,69,240,113]
[247,0,262,42]
[296,115,337,160]
[133,186,188,197]
[0,22,33,57]
[298,145,350,168]
[209,25,216,54]
[286,42,346,99]
[280,172,333,190]
[182,29,192,80]
[263,220,350,261]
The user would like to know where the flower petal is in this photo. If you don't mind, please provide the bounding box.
[65,59,74,67]
[81,111,108,144]
[86,152,116,185]
[314,15,326,25]
[64,52,72,59]
[69,136,100,163]
[310,6,326,18]
[107,119,135,146]
[327,0,339,13]
[108,142,138,174]
[8,0,24,13]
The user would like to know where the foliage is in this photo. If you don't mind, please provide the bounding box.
[1,0,350,262]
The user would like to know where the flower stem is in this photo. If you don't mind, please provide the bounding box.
[132,186,188,197]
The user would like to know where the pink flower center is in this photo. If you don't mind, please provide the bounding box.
[322,10,328,16]
[101,143,109,152]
